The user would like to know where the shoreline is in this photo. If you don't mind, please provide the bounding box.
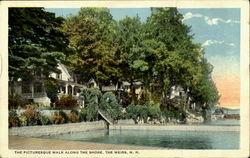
[9,122,240,137]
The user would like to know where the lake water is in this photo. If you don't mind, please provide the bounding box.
[43,120,240,149]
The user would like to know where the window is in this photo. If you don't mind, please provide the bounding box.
[56,73,61,79]
[34,82,43,93]
[22,84,31,93]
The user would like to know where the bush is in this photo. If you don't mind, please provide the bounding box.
[9,110,20,127]
[86,102,98,121]
[9,93,29,109]
[126,102,162,124]
[69,109,79,123]
[100,92,122,120]
[44,78,59,107]
[54,114,65,124]
[55,95,78,109]
[70,109,79,115]
[81,88,102,121]
[146,102,161,120]
[19,114,27,126]
[40,116,52,125]
[79,109,87,122]
[126,104,147,124]
[20,107,42,126]
[162,107,186,122]
[69,112,79,123]
[53,110,68,124]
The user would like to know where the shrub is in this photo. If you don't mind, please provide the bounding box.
[9,93,29,109]
[55,95,78,109]
[19,114,27,126]
[126,104,144,124]
[21,107,42,126]
[126,102,162,123]
[162,107,186,122]
[53,110,68,124]
[69,112,79,123]
[81,88,102,121]
[40,116,52,125]
[54,114,65,124]
[44,78,59,107]
[79,109,87,122]
[70,109,79,115]
[100,92,122,120]
[9,110,20,127]
[146,102,162,120]
[86,102,98,121]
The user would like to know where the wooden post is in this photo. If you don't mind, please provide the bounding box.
[105,120,109,130]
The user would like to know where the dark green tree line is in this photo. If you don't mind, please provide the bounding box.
[9,8,69,95]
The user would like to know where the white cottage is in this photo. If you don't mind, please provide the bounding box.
[10,63,86,106]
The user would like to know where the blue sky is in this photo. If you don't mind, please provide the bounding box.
[45,8,241,107]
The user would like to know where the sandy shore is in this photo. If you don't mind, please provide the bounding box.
[9,135,161,150]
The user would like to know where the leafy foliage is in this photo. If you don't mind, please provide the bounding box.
[100,92,122,119]
[126,102,162,124]
[8,7,219,121]
[61,8,121,85]
[20,106,42,126]
[44,78,59,106]
[9,8,68,83]
[80,88,102,121]
[69,110,79,123]
[8,93,30,109]
[55,94,78,109]
[53,110,69,124]
[9,110,20,127]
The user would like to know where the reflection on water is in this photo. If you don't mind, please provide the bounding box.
[43,128,239,149]
[204,119,240,126]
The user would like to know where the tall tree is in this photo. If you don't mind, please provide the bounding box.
[61,8,121,87]
[115,16,146,104]
[143,8,219,110]
[9,8,67,88]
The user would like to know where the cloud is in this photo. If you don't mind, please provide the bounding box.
[202,40,236,47]
[183,12,240,25]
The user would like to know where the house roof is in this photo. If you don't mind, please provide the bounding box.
[58,62,71,79]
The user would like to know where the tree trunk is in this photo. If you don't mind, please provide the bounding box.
[130,79,136,105]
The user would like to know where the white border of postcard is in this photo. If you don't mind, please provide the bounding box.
[0,0,249,157]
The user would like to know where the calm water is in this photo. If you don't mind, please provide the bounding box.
[204,119,240,126]
[43,127,239,149]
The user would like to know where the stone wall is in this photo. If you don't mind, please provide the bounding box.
[9,121,105,137]
[110,124,240,132]
[117,119,135,125]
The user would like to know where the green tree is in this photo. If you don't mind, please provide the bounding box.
[116,16,147,104]
[100,92,122,119]
[144,8,219,112]
[44,78,59,107]
[61,8,121,87]
[81,87,102,121]
[9,8,67,94]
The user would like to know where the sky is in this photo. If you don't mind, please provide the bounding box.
[45,8,240,109]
